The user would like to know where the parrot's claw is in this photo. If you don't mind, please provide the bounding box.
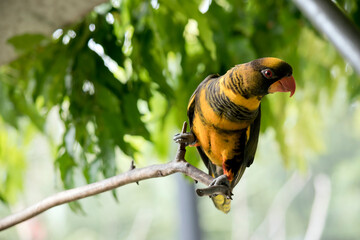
[210,175,230,188]
[173,132,197,146]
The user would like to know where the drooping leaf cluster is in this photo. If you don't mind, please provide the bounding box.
[0,0,359,204]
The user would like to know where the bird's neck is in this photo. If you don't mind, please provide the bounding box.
[205,79,259,122]
[218,67,261,111]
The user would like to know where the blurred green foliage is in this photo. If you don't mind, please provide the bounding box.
[0,120,26,203]
[0,0,359,205]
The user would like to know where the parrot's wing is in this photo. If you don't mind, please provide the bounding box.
[187,74,219,127]
[230,107,261,189]
[244,106,261,168]
[187,74,221,177]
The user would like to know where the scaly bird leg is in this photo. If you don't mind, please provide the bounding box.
[196,175,233,199]
[173,132,199,146]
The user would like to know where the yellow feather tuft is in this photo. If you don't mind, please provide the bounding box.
[257,57,285,69]
[212,195,231,213]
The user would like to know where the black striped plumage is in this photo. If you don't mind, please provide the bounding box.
[204,78,259,122]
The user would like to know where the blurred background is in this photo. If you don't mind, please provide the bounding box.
[1,0,360,239]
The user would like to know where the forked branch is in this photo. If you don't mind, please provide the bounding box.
[0,122,228,231]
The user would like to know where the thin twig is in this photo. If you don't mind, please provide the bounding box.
[175,121,188,162]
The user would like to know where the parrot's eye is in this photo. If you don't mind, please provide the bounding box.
[261,69,273,79]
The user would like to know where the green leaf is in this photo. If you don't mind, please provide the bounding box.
[98,137,116,178]
[56,150,77,189]
[7,34,47,54]
[68,201,85,214]
[9,89,45,130]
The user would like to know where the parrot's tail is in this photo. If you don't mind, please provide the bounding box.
[211,194,231,213]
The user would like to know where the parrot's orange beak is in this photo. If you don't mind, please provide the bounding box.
[268,75,296,97]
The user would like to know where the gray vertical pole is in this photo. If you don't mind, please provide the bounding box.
[292,0,360,75]
[177,175,202,240]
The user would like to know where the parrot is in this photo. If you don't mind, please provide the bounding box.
[174,57,296,213]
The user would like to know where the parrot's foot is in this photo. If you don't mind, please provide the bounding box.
[173,132,197,146]
[196,175,233,198]
[209,175,233,199]
[210,175,230,188]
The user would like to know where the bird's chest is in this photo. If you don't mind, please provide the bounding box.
[192,109,249,166]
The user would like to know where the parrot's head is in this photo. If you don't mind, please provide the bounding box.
[236,57,296,98]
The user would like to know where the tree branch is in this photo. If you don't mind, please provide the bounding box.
[0,122,228,231]
[0,156,210,231]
